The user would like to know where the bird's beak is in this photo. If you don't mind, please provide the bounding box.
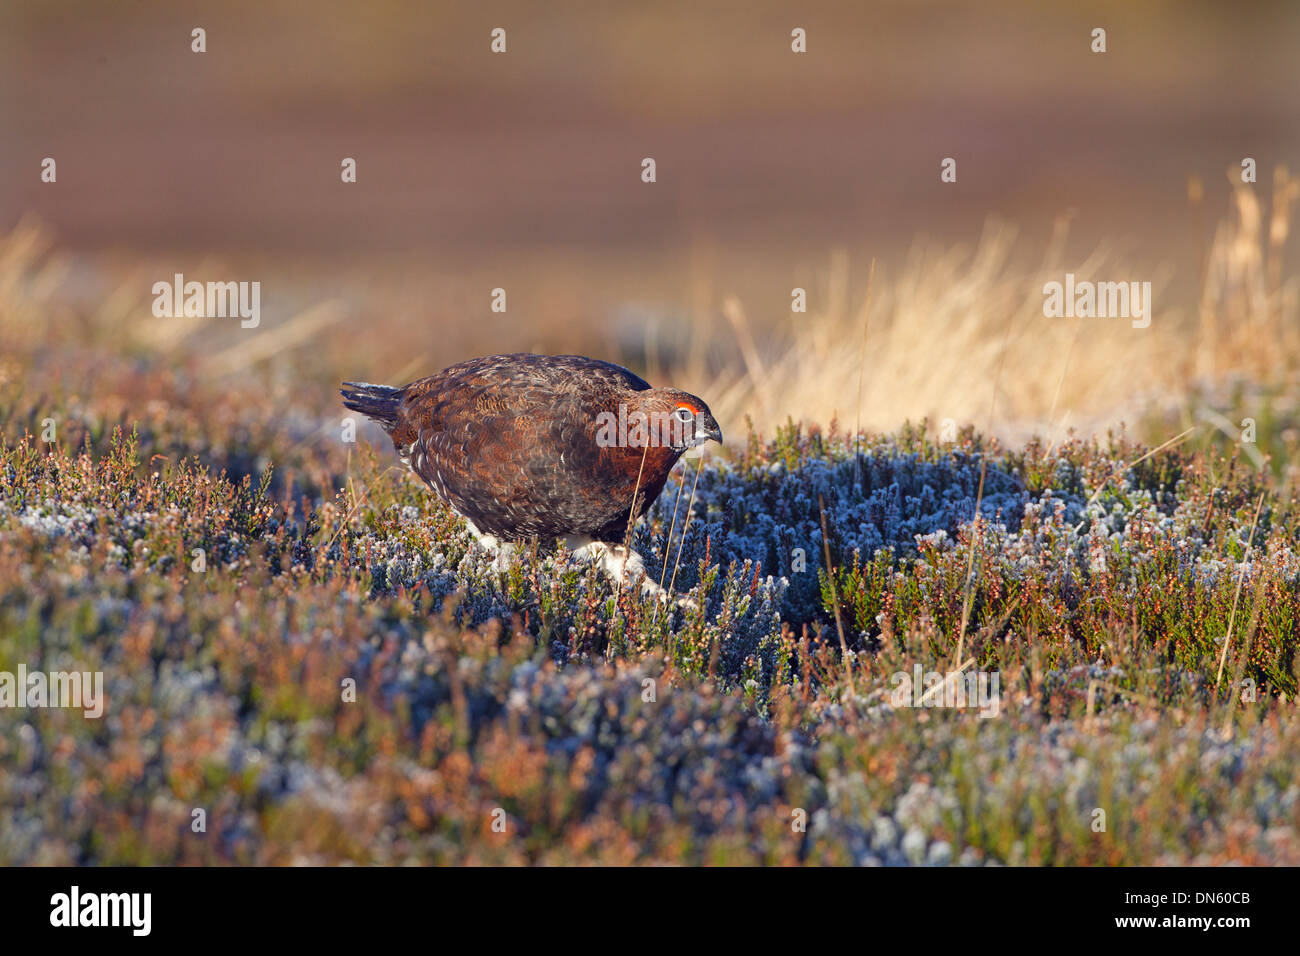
[683,413,722,449]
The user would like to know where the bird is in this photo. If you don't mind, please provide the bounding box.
[341,353,722,601]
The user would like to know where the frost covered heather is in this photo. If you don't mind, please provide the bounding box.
[1,422,1298,865]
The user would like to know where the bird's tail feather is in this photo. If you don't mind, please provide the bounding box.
[340,381,403,433]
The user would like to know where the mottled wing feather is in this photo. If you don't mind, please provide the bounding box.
[390,353,670,541]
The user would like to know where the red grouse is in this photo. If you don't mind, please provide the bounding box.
[341,353,721,599]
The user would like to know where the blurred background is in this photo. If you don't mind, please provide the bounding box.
[2,0,1298,468]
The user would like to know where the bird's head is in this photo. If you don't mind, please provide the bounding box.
[639,388,723,452]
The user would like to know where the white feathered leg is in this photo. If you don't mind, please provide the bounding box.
[568,538,697,610]
[464,518,516,571]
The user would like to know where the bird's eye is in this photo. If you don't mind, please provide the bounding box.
[673,407,695,423]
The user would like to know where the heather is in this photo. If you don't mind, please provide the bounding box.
[2,414,1297,865]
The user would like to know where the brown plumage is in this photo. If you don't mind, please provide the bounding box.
[341,353,722,548]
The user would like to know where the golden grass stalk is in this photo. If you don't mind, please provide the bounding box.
[1214,490,1266,688]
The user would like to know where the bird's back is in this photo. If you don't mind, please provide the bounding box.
[344,353,668,541]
